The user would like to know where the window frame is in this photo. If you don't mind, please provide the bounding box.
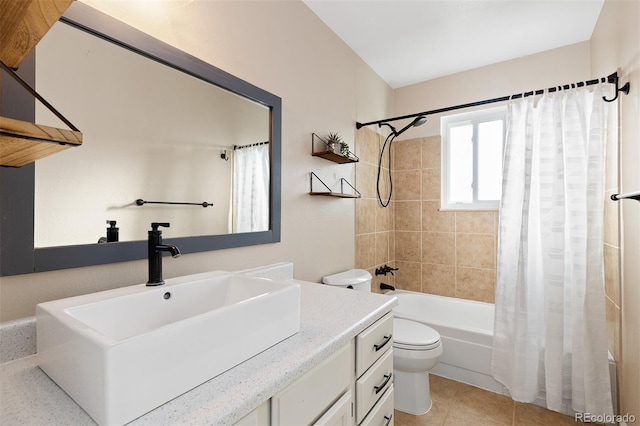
[440,106,506,211]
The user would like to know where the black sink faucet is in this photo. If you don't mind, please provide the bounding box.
[147,222,181,286]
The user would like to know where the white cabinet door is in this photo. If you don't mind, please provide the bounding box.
[234,400,270,426]
[272,342,353,425]
[313,390,354,426]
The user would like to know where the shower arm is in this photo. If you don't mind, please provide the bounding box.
[391,120,421,137]
[374,116,427,137]
[378,122,398,136]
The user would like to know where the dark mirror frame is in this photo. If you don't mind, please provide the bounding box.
[0,2,281,276]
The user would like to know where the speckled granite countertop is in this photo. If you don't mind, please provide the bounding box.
[0,280,396,425]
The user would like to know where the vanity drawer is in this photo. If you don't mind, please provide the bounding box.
[360,385,394,426]
[356,313,393,377]
[356,348,393,423]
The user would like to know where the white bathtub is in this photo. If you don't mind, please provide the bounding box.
[387,290,503,393]
[386,290,618,415]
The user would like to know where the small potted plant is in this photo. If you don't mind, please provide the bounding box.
[326,132,350,157]
[325,132,343,153]
[339,141,350,157]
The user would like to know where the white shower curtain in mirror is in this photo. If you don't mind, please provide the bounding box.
[232,144,269,233]
[492,83,613,416]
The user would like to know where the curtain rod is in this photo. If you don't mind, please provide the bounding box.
[233,141,269,150]
[356,71,630,129]
[135,199,212,208]
[611,190,640,202]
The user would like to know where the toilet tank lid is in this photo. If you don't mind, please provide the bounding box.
[322,269,372,285]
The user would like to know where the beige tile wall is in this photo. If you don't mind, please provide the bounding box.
[355,127,396,293]
[355,129,497,303]
[603,106,621,373]
[392,136,497,304]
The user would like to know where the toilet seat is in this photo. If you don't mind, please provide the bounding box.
[393,318,441,350]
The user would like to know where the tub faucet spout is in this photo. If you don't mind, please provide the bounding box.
[147,222,180,286]
[380,283,396,292]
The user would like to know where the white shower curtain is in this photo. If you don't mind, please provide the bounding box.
[491,84,613,416]
[232,144,270,233]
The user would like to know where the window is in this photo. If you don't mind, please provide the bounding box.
[441,106,506,210]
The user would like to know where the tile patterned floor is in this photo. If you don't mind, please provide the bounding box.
[393,375,579,426]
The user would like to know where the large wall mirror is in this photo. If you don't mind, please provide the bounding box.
[0,2,281,276]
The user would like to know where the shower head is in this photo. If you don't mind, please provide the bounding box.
[412,115,428,127]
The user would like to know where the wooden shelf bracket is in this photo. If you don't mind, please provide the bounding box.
[0,61,82,167]
[309,172,361,198]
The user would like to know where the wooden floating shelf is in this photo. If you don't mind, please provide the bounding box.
[309,191,360,199]
[0,0,73,69]
[312,150,358,164]
[0,116,82,167]
[309,172,361,199]
[311,133,359,164]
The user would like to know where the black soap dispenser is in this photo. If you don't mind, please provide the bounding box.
[106,220,119,242]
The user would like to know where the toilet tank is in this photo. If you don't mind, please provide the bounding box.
[322,269,372,292]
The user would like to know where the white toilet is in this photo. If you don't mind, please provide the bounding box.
[322,269,443,415]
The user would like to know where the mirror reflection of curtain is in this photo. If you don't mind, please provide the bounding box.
[232,143,270,232]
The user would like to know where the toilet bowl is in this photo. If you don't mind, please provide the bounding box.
[392,318,443,415]
[322,269,443,415]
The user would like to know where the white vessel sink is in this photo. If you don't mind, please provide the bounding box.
[36,271,300,425]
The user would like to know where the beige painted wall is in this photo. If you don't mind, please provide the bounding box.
[392,41,591,138]
[591,0,640,419]
[0,0,393,321]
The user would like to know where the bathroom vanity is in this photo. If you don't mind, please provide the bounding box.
[0,264,396,425]
[267,311,394,425]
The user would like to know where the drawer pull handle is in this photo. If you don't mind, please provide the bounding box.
[383,414,393,426]
[374,373,392,394]
[374,334,392,352]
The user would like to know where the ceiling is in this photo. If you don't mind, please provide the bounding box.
[303,0,605,89]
